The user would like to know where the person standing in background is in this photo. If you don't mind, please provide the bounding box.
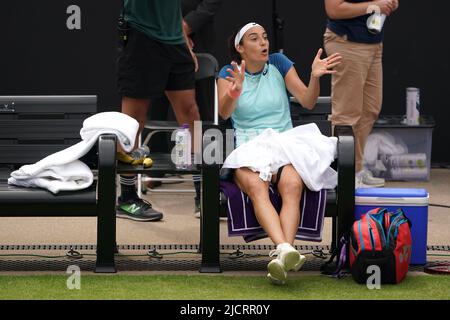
[147,0,223,217]
[324,0,399,188]
[116,0,201,222]
[183,0,223,217]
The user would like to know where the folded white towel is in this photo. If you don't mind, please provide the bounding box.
[8,160,94,194]
[8,112,139,193]
[223,123,338,191]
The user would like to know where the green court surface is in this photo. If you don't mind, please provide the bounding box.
[0,274,449,300]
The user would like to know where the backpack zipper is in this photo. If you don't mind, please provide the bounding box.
[393,218,408,239]
[387,215,405,247]
[368,222,376,250]
[369,214,387,248]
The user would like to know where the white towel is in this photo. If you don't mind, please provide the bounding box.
[364,132,408,166]
[8,112,139,193]
[8,160,94,194]
[222,123,338,191]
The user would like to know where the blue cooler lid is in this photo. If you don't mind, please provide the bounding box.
[355,188,428,198]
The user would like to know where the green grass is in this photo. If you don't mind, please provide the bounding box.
[0,274,449,300]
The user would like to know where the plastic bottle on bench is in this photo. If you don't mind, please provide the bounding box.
[174,124,191,170]
[130,145,150,160]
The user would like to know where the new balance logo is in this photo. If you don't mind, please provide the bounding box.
[126,204,141,214]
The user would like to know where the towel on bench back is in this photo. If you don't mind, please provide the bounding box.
[220,180,327,242]
[8,112,138,194]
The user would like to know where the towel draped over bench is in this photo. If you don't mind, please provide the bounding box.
[8,112,138,193]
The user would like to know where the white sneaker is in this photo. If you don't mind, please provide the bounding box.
[355,176,363,189]
[355,175,371,189]
[358,169,385,187]
[270,243,301,271]
[267,259,287,285]
[291,254,307,272]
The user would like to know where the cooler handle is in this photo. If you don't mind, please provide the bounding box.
[375,197,406,203]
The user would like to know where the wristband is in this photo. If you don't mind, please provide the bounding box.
[227,86,242,100]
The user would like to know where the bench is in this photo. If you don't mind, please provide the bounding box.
[199,97,355,272]
[0,95,117,273]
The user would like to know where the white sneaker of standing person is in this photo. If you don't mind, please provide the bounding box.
[356,169,385,188]
[267,243,301,285]
[355,176,363,189]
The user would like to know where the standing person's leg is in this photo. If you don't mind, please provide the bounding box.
[117,97,164,222]
[165,89,200,144]
[354,43,384,186]
[166,89,202,217]
[145,96,171,189]
[324,29,368,185]
[116,27,171,222]
[122,97,150,147]
[164,43,202,217]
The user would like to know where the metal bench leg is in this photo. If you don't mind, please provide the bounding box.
[95,135,117,273]
[200,164,222,273]
[95,209,117,273]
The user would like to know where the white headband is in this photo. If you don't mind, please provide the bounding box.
[234,22,262,47]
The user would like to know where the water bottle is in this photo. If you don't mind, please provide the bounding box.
[406,87,420,125]
[130,145,150,160]
[174,124,191,169]
[367,13,386,34]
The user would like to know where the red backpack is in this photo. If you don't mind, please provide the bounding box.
[349,208,412,284]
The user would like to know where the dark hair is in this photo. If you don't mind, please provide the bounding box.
[228,25,244,63]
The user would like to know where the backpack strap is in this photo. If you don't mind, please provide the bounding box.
[321,235,349,278]
[330,236,349,278]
